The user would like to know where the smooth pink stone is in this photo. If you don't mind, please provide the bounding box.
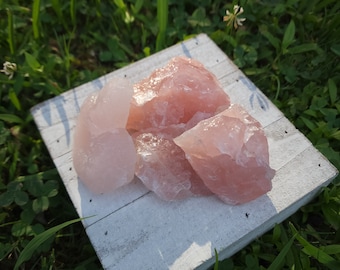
[127,56,230,133]
[73,129,136,194]
[82,78,133,132]
[133,127,212,201]
[73,78,136,194]
[174,104,275,205]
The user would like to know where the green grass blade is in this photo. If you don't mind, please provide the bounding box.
[6,8,15,54]
[289,223,340,270]
[0,113,23,124]
[259,26,280,51]
[132,0,143,14]
[321,245,340,255]
[156,0,168,51]
[272,223,281,243]
[157,0,168,33]
[267,233,297,270]
[9,88,21,111]
[16,169,58,182]
[288,43,318,54]
[214,248,219,270]
[32,0,41,39]
[14,217,88,270]
[51,0,62,20]
[279,224,301,269]
[24,52,41,71]
[315,0,339,12]
[300,116,317,131]
[282,20,295,52]
[70,0,76,28]
[328,78,338,105]
[114,0,126,9]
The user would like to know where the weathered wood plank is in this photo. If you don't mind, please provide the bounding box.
[86,142,336,270]
[31,33,338,269]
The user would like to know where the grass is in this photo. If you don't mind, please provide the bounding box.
[0,0,339,269]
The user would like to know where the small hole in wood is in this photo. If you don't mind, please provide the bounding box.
[105,231,108,236]
[57,139,60,143]
[284,130,288,134]
[69,167,72,171]
[89,199,92,203]
[124,74,127,78]
[245,213,250,218]
[216,59,219,62]
[318,164,321,167]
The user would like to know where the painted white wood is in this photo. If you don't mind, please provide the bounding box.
[31,34,338,270]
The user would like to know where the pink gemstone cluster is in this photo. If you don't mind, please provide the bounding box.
[73,56,275,204]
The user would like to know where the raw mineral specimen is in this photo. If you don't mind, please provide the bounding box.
[73,78,136,194]
[133,127,212,201]
[126,56,230,133]
[73,56,275,204]
[174,104,275,205]
[128,56,230,201]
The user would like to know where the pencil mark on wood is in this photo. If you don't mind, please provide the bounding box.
[92,78,103,90]
[181,42,192,58]
[53,96,71,145]
[239,76,269,111]
[72,88,81,113]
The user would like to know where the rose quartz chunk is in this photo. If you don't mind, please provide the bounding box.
[133,127,212,201]
[127,56,230,132]
[174,104,275,205]
[127,56,230,201]
[82,78,133,130]
[73,56,274,204]
[73,78,136,194]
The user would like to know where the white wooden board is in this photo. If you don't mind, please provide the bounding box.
[31,34,338,270]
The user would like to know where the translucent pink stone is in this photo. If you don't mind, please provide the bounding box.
[73,78,136,194]
[126,56,230,133]
[127,56,231,201]
[73,56,274,204]
[133,127,212,201]
[82,78,133,131]
[174,104,275,205]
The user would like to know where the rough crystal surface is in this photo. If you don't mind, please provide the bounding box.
[133,127,212,201]
[73,56,274,204]
[73,78,136,194]
[128,56,230,201]
[126,56,230,133]
[174,104,275,205]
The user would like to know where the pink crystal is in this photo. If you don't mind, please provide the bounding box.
[73,56,274,204]
[127,56,230,201]
[174,104,275,205]
[82,78,133,131]
[126,56,230,133]
[133,126,212,201]
[73,78,136,194]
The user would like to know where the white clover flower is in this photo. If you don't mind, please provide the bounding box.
[0,61,17,80]
[223,5,246,29]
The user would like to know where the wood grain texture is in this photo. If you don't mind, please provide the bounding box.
[31,34,338,270]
